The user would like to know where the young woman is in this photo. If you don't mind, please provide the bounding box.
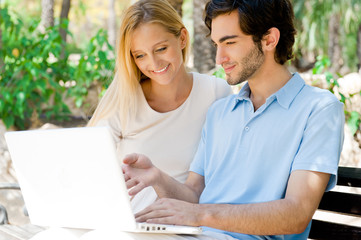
[88,0,231,212]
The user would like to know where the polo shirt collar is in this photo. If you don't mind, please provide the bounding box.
[273,72,305,109]
[232,73,305,111]
[232,83,251,110]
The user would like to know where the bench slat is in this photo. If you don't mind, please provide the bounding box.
[309,167,361,239]
[337,167,361,187]
[308,219,361,240]
[318,191,361,216]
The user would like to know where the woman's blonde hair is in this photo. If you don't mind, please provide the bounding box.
[88,0,190,131]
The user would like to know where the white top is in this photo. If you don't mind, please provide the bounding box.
[98,72,231,212]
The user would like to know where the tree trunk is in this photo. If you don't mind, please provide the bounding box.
[108,0,116,47]
[60,0,71,43]
[59,0,71,59]
[40,0,54,30]
[167,0,183,17]
[357,23,361,71]
[328,13,342,74]
[193,0,216,73]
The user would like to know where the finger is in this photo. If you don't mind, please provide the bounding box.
[135,209,172,223]
[123,153,139,165]
[146,216,179,225]
[134,200,172,218]
[134,201,163,218]
[128,182,146,196]
[133,199,169,217]
[122,164,132,175]
[123,173,130,181]
[125,178,138,190]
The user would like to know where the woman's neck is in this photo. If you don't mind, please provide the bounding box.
[141,67,193,113]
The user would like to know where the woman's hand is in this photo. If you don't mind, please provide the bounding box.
[122,153,161,196]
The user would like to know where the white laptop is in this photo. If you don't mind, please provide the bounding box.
[5,127,202,235]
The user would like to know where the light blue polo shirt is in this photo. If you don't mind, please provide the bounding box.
[190,73,344,240]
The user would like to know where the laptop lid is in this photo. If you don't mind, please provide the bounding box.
[5,127,137,230]
[5,127,202,234]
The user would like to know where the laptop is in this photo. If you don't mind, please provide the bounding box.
[5,127,202,234]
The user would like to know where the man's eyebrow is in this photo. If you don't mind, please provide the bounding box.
[218,35,239,43]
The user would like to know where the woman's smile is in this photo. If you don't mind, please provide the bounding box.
[153,64,170,74]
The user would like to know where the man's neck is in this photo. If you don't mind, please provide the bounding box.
[248,63,292,111]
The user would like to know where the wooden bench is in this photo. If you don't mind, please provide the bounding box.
[308,166,361,240]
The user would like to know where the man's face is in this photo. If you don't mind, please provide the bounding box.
[211,10,265,85]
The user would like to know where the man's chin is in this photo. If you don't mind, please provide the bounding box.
[226,76,244,86]
[225,74,235,85]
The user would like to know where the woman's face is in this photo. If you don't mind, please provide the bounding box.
[130,23,187,85]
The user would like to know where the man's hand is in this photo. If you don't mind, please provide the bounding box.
[135,198,201,226]
[122,153,160,196]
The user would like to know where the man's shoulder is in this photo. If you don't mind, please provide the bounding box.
[299,84,341,109]
[207,94,236,114]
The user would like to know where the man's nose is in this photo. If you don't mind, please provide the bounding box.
[215,47,229,65]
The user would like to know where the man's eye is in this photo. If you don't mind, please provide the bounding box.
[226,41,235,45]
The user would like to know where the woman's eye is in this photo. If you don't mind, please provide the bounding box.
[135,54,144,59]
[156,47,167,52]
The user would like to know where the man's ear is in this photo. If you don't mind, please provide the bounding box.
[262,27,280,51]
[179,27,188,49]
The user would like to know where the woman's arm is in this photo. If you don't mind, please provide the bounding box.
[122,153,205,203]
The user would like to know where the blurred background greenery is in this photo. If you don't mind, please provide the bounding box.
[0,0,360,135]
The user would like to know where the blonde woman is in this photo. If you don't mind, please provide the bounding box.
[88,0,231,212]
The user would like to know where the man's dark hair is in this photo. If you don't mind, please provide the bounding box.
[204,0,296,65]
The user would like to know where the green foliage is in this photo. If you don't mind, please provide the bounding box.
[68,29,114,109]
[348,111,361,136]
[0,7,70,129]
[212,67,225,79]
[0,7,115,130]
[292,0,361,71]
[312,56,341,93]
[312,56,361,135]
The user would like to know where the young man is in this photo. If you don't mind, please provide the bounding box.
[122,0,344,239]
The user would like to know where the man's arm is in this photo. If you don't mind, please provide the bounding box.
[122,153,205,203]
[137,170,329,235]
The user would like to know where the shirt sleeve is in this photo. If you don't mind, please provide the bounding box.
[94,115,122,145]
[189,122,207,176]
[291,100,345,191]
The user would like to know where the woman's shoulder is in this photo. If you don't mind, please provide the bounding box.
[192,72,232,99]
[193,71,220,83]
[192,72,230,88]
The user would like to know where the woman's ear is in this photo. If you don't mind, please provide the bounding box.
[179,27,188,49]
[262,27,280,51]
